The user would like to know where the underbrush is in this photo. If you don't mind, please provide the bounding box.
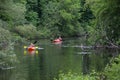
[54,72,96,80]
[54,54,120,80]
[104,55,120,80]
[0,27,18,70]
[14,24,41,39]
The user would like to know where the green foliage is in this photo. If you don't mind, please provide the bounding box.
[104,55,120,80]
[0,27,11,50]
[39,0,61,36]
[25,11,39,26]
[0,0,26,25]
[79,0,94,31]
[14,24,41,39]
[1,0,120,46]
[58,0,82,37]
[97,0,120,44]
[87,0,120,45]
[25,0,39,26]
[0,19,9,30]
[54,72,96,80]
[10,3,26,25]
[37,0,87,37]
[0,27,18,69]
[0,44,19,69]
[25,0,94,37]
[38,27,52,38]
[13,0,27,4]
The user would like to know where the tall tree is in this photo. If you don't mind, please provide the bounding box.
[87,0,120,45]
[39,0,61,37]
[79,0,94,31]
[0,0,26,26]
[58,0,81,36]
[25,0,39,25]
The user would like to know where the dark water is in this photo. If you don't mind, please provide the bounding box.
[0,38,119,80]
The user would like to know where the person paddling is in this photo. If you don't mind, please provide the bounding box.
[29,43,35,47]
[29,41,37,47]
[58,36,62,41]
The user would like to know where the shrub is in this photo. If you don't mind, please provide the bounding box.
[54,72,96,80]
[0,27,11,50]
[0,43,19,69]
[14,24,40,39]
[38,27,52,38]
[0,27,18,69]
[104,55,120,80]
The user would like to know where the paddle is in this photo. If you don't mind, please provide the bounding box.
[24,41,37,49]
[33,41,37,44]
[32,41,44,49]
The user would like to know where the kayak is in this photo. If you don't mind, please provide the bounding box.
[23,46,44,55]
[24,46,44,50]
[28,47,36,51]
[53,39,62,42]
[53,41,62,44]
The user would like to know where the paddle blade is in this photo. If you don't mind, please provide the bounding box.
[33,41,37,44]
[35,47,38,48]
[24,46,27,48]
[36,51,38,54]
[24,50,27,55]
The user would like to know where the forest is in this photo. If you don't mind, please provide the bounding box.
[0,0,120,80]
[0,0,120,45]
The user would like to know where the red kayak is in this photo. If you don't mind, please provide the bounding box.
[53,37,62,42]
[28,47,36,52]
[53,39,62,42]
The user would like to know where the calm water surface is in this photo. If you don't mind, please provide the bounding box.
[0,38,119,80]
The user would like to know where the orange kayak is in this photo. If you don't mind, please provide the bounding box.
[28,47,36,51]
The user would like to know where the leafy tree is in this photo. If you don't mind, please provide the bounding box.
[39,0,83,37]
[14,24,40,39]
[58,0,81,36]
[0,27,18,69]
[0,0,26,26]
[86,0,120,45]
[104,55,120,80]
[38,0,61,37]
[25,0,39,26]
[54,72,96,80]
[25,0,95,38]
[79,0,94,33]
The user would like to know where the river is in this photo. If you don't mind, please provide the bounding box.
[0,37,119,80]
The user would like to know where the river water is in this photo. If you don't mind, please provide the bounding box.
[0,37,119,80]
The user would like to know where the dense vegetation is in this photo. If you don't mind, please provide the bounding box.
[0,27,18,69]
[54,72,96,80]
[54,55,120,80]
[1,0,119,45]
[0,0,119,40]
[86,0,120,46]
[0,0,94,39]
[0,0,120,79]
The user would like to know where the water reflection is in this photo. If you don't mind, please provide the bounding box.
[82,54,90,74]
[0,38,120,80]
[24,50,39,56]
